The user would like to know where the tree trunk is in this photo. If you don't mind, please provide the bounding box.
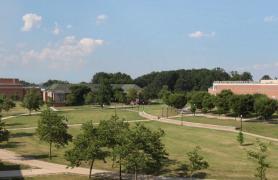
[29,109,31,116]
[89,159,95,179]
[49,142,52,160]
[134,166,137,180]
[119,157,122,180]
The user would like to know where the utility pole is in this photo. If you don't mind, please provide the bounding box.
[240,114,243,131]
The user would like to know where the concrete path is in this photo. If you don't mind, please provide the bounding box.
[0,149,107,178]
[140,111,278,143]
[2,112,41,120]
[7,119,150,131]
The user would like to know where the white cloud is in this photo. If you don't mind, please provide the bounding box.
[188,31,215,39]
[52,22,60,35]
[253,62,278,70]
[263,16,278,23]
[21,13,42,32]
[96,14,108,24]
[22,36,104,69]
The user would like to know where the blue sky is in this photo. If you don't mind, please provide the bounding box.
[1,0,278,83]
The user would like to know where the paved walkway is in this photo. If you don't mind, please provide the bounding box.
[139,111,278,143]
[7,119,150,131]
[0,149,108,178]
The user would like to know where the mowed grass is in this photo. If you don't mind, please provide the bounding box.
[141,104,179,117]
[175,116,278,139]
[2,121,278,179]
[4,108,144,128]
[1,102,29,117]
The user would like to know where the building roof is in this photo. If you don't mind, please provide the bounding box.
[47,84,71,93]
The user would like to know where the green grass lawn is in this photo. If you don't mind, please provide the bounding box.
[175,116,278,139]
[2,121,278,179]
[140,104,179,117]
[1,102,29,117]
[4,108,144,129]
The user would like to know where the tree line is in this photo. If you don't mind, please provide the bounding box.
[161,89,278,120]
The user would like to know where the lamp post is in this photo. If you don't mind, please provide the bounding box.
[115,103,117,116]
[240,114,243,131]
[181,109,184,126]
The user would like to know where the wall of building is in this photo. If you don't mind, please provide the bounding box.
[209,83,278,99]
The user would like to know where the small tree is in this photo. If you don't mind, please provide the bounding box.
[37,109,72,159]
[127,88,138,103]
[65,122,108,178]
[96,79,113,107]
[237,131,244,146]
[2,97,16,113]
[190,104,197,116]
[167,93,187,109]
[247,140,270,180]
[254,96,278,120]
[0,116,9,143]
[22,89,42,115]
[186,146,209,178]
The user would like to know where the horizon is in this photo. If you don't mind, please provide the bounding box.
[1,1,278,83]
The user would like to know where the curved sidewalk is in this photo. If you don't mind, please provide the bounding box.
[139,111,278,143]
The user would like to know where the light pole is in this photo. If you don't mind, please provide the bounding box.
[181,109,184,126]
[240,114,243,131]
[115,103,117,116]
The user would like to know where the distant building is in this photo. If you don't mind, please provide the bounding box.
[208,80,278,99]
[43,83,142,106]
[0,78,40,100]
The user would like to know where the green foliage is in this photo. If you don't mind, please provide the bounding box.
[37,109,72,159]
[126,88,138,103]
[42,79,69,88]
[186,146,209,177]
[189,91,209,110]
[134,68,235,97]
[0,116,9,143]
[254,96,278,120]
[190,104,197,115]
[0,96,15,113]
[202,94,216,113]
[122,123,168,177]
[97,115,129,179]
[113,88,127,103]
[92,72,133,84]
[67,85,91,105]
[237,131,244,146]
[96,79,113,107]
[22,89,42,115]
[84,92,96,105]
[247,140,270,180]
[65,122,109,178]
[260,75,272,80]
[167,93,187,109]
[230,95,254,117]
[230,71,253,81]
[215,90,234,114]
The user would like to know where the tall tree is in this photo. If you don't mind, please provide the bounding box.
[98,115,130,179]
[260,75,272,80]
[126,88,138,103]
[167,93,187,109]
[254,96,278,120]
[65,122,108,178]
[37,109,72,159]
[96,79,113,107]
[215,90,234,114]
[122,123,168,179]
[92,72,133,84]
[67,85,91,105]
[22,89,42,115]
[230,95,254,117]
[2,97,16,113]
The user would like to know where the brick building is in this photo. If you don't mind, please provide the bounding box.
[0,78,40,100]
[208,80,278,99]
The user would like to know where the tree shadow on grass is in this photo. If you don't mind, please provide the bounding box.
[21,154,55,160]
[0,141,22,148]
[0,162,22,171]
[5,122,24,127]
[242,143,254,146]
[10,132,34,138]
